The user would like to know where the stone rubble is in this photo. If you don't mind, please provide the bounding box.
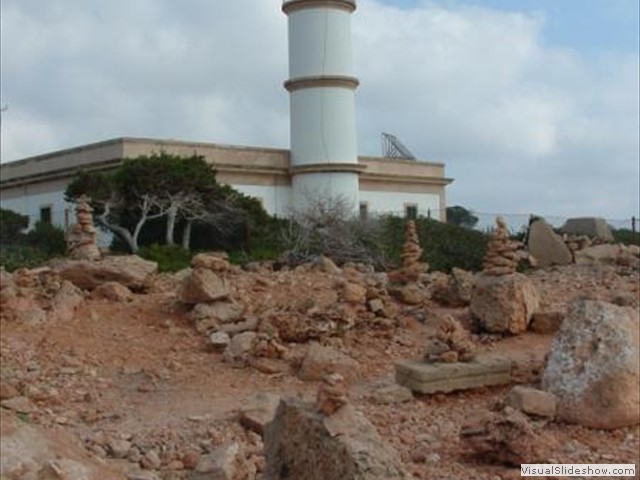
[2,241,640,480]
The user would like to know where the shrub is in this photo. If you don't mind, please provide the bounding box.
[138,244,192,272]
[0,245,52,272]
[26,221,66,255]
[137,244,192,272]
[613,228,640,246]
[381,216,489,272]
[0,208,29,244]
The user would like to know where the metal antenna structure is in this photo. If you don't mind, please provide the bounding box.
[381,132,416,160]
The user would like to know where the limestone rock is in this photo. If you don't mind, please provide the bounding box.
[575,244,639,268]
[430,268,474,307]
[298,343,361,384]
[0,269,83,323]
[366,384,413,405]
[460,407,551,466]
[341,282,366,304]
[315,255,341,274]
[542,299,640,429]
[179,268,230,304]
[223,331,257,366]
[191,252,230,272]
[396,354,511,394]
[470,273,540,334]
[209,331,231,350]
[91,281,133,302]
[0,409,125,480]
[189,443,250,480]
[527,219,573,268]
[48,280,84,322]
[505,386,556,418]
[264,399,411,480]
[530,309,565,334]
[239,392,281,435]
[483,217,520,276]
[53,255,157,291]
[560,217,614,243]
[190,301,243,326]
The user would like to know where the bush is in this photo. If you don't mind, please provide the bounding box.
[26,221,66,255]
[613,228,640,246]
[137,244,192,272]
[0,208,29,244]
[381,216,489,272]
[0,245,52,272]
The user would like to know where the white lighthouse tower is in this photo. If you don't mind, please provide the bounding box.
[282,0,362,213]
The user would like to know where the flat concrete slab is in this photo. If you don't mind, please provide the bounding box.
[395,354,511,394]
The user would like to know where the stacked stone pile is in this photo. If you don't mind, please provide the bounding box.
[181,252,238,332]
[401,220,425,278]
[66,195,101,261]
[316,372,349,416]
[471,216,540,334]
[388,221,430,305]
[389,221,426,284]
[483,216,519,276]
[424,315,476,363]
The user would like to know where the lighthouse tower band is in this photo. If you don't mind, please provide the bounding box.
[282,0,363,213]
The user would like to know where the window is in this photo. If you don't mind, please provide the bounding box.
[39,206,52,224]
[359,202,369,220]
[405,204,418,220]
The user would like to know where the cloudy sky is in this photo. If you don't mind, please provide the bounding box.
[1,0,638,223]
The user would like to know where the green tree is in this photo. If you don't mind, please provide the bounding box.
[65,152,270,253]
[446,205,479,229]
[0,208,29,244]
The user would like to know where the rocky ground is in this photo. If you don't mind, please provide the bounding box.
[1,258,639,480]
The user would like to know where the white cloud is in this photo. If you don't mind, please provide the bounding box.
[0,0,638,219]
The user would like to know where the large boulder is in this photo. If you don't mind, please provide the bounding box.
[470,273,540,334]
[527,220,572,267]
[179,268,230,304]
[264,399,410,480]
[1,409,125,480]
[542,300,640,429]
[560,217,614,243]
[53,255,157,291]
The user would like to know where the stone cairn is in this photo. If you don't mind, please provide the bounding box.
[424,315,476,363]
[316,372,349,416]
[390,220,426,284]
[483,217,519,276]
[66,195,101,261]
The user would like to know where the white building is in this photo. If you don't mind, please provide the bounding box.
[0,136,451,230]
[0,0,452,230]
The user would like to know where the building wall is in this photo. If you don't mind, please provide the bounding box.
[0,178,72,229]
[232,184,292,217]
[1,138,452,229]
[359,190,441,218]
